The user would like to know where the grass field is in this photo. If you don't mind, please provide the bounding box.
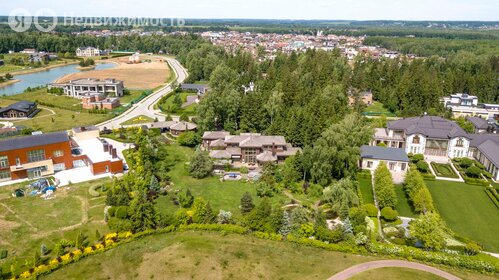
[431,162,459,178]
[41,231,492,280]
[351,267,445,280]
[3,88,82,110]
[394,184,417,218]
[357,175,374,204]
[158,90,198,116]
[426,180,499,252]
[0,54,78,75]
[364,101,391,114]
[120,115,155,126]
[161,144,288,213]
[0,179,113,276]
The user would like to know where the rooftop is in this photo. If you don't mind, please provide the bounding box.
[466,116,489,130]
[75,138,120,163]
[0,132,69,152]
[388,116,468,139]
[360,145,409,162]
[0,101,36,114]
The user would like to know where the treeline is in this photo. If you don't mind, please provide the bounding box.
[0,32,204,57]
[364,36,499,57]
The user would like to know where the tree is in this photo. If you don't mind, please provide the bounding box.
[149,175,160,192]
[373,164,397,209]
[178,189,194,208]
[411,212,447,250]
[217,210,233,224]
[4,73,13,80]
[177,131,200,147]
[191,197,209,224]
[128,190,157,232]
[404,169,435,213]
[189,150,213,179]
[240,192,254,214]
[322,178,359,219]
[244,198,273,232]
[455,116,475,133]
[179,112,190,122]
[279,211,292,237]
[380,207,398,221]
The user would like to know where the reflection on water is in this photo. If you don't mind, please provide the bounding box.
[0,63,116,96]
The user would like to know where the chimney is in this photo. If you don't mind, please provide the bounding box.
[108,144,113,155]
[111,148,118,159]
[80,126,86,131]
[103,142,109,152]
[272,142,276,156]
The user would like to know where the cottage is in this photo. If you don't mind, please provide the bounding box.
[0,101,39,118]
[202,131,299,166]
[180,83,209,95]
[150,121,197,135]
[360,145,409,173]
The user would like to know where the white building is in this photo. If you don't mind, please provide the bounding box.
[442,93,499,121]
[76,47,108,57]
[360,145,409,173]
[49,78,124,98]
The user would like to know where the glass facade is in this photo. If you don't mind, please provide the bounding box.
[27,149,45,163]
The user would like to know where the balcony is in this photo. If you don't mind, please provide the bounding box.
[10,159,54,172]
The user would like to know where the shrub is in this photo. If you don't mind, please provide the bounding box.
[380,207,398,221]
[107,217,133,232]
[465,166,482,178]
[416,160,430,173]
[464,242,482,256]
[115,206,129,219]
[458,158,474,169]
[177,131,200,147]
[240,166,249,174]
[411,154,424,163]
[108,206,117,217]
[0,249,7,259]
[362,204,378,217]
[256,182,275,198]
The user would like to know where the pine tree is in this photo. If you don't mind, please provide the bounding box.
[129,191,157,232]
[343,218,353,236]
[40,244,48,256]
[149,175,160,192]
[279,211,292,237]
[314,209,327,230]
[240,192,254,214]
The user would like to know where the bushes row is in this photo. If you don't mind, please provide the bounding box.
[485,188,499,209]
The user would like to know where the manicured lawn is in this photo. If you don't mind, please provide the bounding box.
[431,162,459,178]
[364,101,391,114]
[357,175,374,204]
[3,88,82,111]
[158,90,198,116]
[162,144,287,213]
[119,115,155,126]
[119,90,148,105]
[0,179,113,275]
[426,180,499,252]
[394,184,417,218]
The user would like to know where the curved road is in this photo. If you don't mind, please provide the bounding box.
[96,57,188,129]
[328,260,460,280]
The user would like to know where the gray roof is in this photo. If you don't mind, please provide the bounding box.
[0,101,36,114]
[360,145,409,162]
[466,117,489,130]
[180,83,209,91]
[477,140,499,168]
[202,131,231,140]
[469,134,499,148]
[0,131,69,152]
[388,116,468,139]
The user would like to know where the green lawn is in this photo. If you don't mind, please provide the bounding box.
[364,101,391,114]
[357,175,374,204]
[0,179,113,276]
[394,184,417,218]
[2,89,82,111]
[426,180,499,252]
[158,90,198,116]
[119,115,155,126]
[119,90,148,105]
[431,162,459,178]
[162,144,287,213]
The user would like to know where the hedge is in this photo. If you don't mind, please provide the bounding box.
[485,188,499,209]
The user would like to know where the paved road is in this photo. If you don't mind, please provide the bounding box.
[327,260,461,280]
[96,57,188,129]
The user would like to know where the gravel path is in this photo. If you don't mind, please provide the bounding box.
[327,260,460,280]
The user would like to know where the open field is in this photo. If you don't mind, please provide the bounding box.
[426,180,499,252]
[42,231,492,280]
[54,56,170,90]
[0,179,112,276]
[2,88,82,110]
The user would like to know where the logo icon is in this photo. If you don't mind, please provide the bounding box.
[8,8,32,32]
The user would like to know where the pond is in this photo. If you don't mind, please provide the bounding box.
[0,63,116,96]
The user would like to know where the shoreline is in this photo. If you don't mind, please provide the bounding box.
[0,79,20,89]
[9,61,79,77]
[54,60,120,83]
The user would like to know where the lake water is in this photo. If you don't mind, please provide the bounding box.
[0,63,116,96]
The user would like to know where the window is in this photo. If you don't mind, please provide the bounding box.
[456,138,464,147]
[27,149,45,163]
[0,170,10,180]
[53,150,64,157]
[366,161,373,168]
[105,165,109,173]
[15,157,20,166]
[54,163,66,171]
[389,162,396,170]
[401,163,407,171]
[0,156,8,168]
[412,135,420,144]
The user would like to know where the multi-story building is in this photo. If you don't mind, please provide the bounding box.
[202,132,299,166]
[0,101,39,118]
[49,78,124,98]
[76,47,109,57]
[372,115,499,181]
[0,128,124,182]
[442,93,499,121]
[81,93,120,110]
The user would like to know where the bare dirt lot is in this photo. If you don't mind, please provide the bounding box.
[55,56,170,90]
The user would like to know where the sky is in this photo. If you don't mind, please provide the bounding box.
[1,0,498,21]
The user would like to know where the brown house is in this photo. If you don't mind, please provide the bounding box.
[0,101,39,118]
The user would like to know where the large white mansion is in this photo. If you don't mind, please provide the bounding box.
[443,93,499,121]
[49,78,124,98]
[373,116,499,181]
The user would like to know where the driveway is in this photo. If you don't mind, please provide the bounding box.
[327,260,460,280]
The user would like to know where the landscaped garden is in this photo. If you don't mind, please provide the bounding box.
[451,158,492,186]
[356,172,374,204]
[157,89,198,116]
[430,162,459,178]
[426,180,499,252]
[394,184,417,218]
